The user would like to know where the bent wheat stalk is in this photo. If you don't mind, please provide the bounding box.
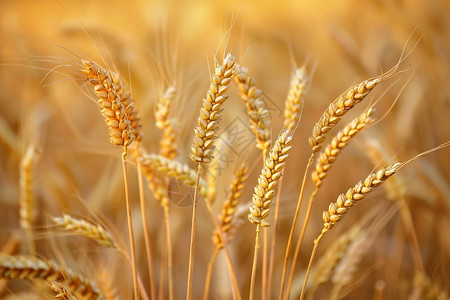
[187,53,236,300]
[281,65,399,299]
[299,162,402,300]
[82,60,141,300]
[285,108,374,297]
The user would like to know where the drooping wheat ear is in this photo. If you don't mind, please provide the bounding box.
[284,66,308,132]
[81,60,142,146]
[235,67,271,152]
[322,162,402,234]
[213,164,249,249]
[414,271,449,300]
[52,214,117,249]
[248,130,293,227]
[0,255,102,299]
[190,53,236,163]
[141,154,208,197]
[312,108,374,188]
[308,226,361,295]
[156,85,178,160]
[309,70,394,153]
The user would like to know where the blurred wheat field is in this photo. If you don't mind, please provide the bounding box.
[0,0,449,299]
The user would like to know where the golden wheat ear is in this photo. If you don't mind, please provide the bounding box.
[0,255,102,299]
[81,59,142,146]
[235,67,271,153]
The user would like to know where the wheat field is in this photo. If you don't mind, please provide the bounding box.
[0,0,449,299]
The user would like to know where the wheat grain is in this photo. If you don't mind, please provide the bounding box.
[322,162,402,233]
[141,154,208,197]
[312,108,374,188]
[0,255,102,300]
[213,164,249,249]
[235,67,271,151]
[248,130,293,227]
[156,85,178,160]
[81,60,142,146]
[284,66,308,132]
[190,53,236,163]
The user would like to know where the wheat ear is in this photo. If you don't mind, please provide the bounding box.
[248,130,293,300]
[235,67,271,153]
[19,145,37,255]
[0,255,102,299]
[141,154,208,197]
[414,272,449,300]
[52,214,117,248]
[283,66,308,132]
[299,162,402,300]
[81,60,141,146]
[156,85,178,160]
[190,53,236,163]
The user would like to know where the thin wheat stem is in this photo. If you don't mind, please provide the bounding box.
[249,224,261,300]
[164,206,174,300]
[262,228,268,300]
[205,200,241,300]
[136,142,156,300]
[280,154,314,300]
[398,199,424,272]
[203,248,220,300]
[286,188,318,297]
[117,248,150,300]
[122,149,139,300]
[299,233,324,300]
[266,173,284,299]
[187,163,202,300]
[159,216,168,300]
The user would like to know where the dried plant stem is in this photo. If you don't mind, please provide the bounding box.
[398,199,424,272]
[249,224,261,300]
[135,142,156,300]
[266,172,284,299]
[285,188,317,298]
[262,228,268,300]
[159,217,168,300]
[122,149,139,300]
[203,248,220,300]
[279,154,314,300]
[300,232,324,300]
[164,206,174,300]
[187,163,202,300]
[206,198,242,300]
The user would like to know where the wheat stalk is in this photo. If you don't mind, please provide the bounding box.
[300,162,402,300]
[82,59,142,300]
[235,67,271,153]
[248,130,293,300]
[0,255,102,300]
